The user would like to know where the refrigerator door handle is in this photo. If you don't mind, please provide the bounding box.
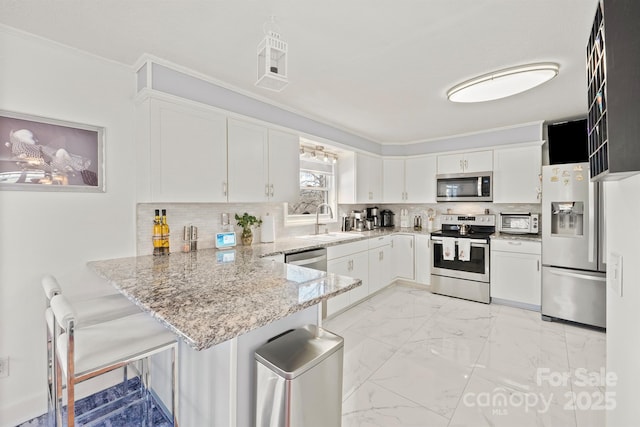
[587,180,596,263]
[600,184,607,268]
[547,267,605,282]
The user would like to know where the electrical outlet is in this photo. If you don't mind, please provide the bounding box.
[0,356,9,378]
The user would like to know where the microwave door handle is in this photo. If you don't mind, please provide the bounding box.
[588,180,596,263]
[477,177,482,197]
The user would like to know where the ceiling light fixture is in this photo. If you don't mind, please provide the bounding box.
[447,62,559,103]
[255,15,288,92]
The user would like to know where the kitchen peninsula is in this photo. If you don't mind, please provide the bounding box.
[89,245,361,427]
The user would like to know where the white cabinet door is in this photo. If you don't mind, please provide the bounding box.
[437,150,493,174]
[227,119,268,202]
[338,152,383,204]
[356,153,383,203]
[267,129,300,203]
[326,250,369,316]
[437,153,464,174]
[392,234,415,280]
[414,234,431,285]
[405,155,437,203]
[349,251,370,303]
[493,145,542,204]
[491,250,541,307]
[369,244,391,294]
[464,150,493,173]
[326,257,352,316]
[148,99,228,202]
[382,158,405,203]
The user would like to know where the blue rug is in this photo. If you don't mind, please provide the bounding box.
[18,377,172,426]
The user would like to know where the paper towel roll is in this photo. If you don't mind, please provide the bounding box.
[261,213,275,243]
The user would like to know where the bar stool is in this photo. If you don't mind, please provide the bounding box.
[50,294,179,427]
[42,274,141,414]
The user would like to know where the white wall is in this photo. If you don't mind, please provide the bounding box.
[605,175,640,426]
[0,27,137,426]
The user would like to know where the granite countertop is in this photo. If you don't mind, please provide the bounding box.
[89,247,361,351]
[491,232,542,242]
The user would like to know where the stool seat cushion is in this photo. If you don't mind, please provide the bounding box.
[46,294,140,333]
[57,312,177,378]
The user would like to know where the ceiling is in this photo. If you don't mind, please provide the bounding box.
[0,0,599,144]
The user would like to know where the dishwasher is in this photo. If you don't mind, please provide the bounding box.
[284,248,327,271]
[284,247,328,319]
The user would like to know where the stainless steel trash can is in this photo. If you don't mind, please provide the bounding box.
[255,325,344,427]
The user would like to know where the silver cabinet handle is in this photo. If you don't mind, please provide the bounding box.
[410,239,413,249]
[507,241,523,245]
[270,184,274,197]
[379,251,383,261]
[465,159,469,169]
[223,181,227,196]
[537,260,540,271]
[459,159,463,170]
[265,184,270,196]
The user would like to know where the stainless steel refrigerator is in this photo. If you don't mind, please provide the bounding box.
[541,162,606,328]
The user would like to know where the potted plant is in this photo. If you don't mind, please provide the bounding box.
[235,212,262,245]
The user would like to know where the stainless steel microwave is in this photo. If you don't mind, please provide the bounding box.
[436,172,492,202]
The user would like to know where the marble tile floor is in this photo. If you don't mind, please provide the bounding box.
[324,283,607,427]
[18,377,172,427]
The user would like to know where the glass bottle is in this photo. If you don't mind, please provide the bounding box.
[161,209,170,255]
[153,209,163,256]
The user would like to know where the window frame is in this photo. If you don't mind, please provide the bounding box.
[284,155,338,227]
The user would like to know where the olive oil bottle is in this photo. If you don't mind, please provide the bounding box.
[161,209,170,255]
[153,209,163,256]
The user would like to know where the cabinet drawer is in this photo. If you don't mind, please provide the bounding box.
[491,239,541,255]
[327,239,369,260]
[368,235,392,249]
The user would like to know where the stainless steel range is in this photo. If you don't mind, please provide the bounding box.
[430,214,496,303]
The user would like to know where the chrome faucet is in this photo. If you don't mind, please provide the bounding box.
[315,203,334,234]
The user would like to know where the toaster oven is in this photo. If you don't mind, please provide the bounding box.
[499,213,539,234]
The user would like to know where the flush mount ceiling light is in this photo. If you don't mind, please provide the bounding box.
[255,15,288,92]
[447,62,559,103]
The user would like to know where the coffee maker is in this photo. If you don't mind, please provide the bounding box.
[380,209,395,227]
[366,206,380,228]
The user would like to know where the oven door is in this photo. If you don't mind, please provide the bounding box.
[431,238,489,282]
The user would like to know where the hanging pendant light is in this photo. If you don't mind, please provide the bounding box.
[256,16,288,91]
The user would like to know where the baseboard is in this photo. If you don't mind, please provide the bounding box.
[491,297,541,312]
[0,391,47,427]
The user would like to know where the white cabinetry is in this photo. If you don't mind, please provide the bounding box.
[143,98,228,202]
[326,240,369,317]
[490,239,541,309]
[437,150,493,174]
[267,129,300,202]
[368,235,392,294]
[392,234,415,280]
[493,144,542,204]
[338,152,383,203]
[227,119,299,203]
[383,156,437,203]
[414,234,431,285]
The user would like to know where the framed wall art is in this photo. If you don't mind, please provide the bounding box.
[0,110,105,192]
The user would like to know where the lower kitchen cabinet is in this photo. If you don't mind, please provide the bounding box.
[392,234,415,280]
[414,234,431,285]
[490,239,541,309]
[326,240,369,317]
[368,235,392,294]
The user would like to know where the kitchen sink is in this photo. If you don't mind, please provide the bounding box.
[295,232,362,242]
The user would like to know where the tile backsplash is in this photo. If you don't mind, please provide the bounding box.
[136,202,541,255]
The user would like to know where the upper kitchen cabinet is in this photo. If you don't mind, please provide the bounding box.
[437,150,493,174]
[266,129,300,202]
[227,119,299,203]
[586,0,640,180]
[338,152,383,204]
[493,143,542,204]
[227,118,267,202]
[383,156,437,203]
[140,97,228,202]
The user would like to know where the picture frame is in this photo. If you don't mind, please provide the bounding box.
[0,110,105,192]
